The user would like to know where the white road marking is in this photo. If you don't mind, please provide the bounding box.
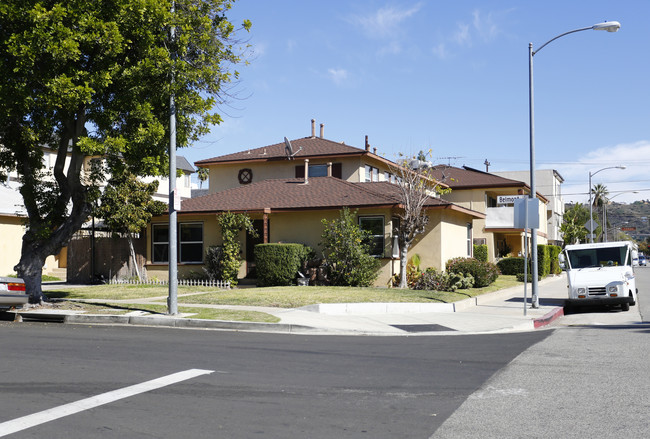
[0,368,214,437]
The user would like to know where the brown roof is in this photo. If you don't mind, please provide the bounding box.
[179,177,483,217]
[431,165,527,189]
[195,137,368,166]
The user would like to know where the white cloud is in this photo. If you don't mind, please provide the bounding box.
[472,9,500,42]
[433,8,507,60]
[353,3,423,39]
[327,68,349,85]
[557,140,650,204]
[431,42,449,60]
[453,23,471,46]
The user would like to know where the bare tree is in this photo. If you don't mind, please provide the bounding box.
[391,152,450,288]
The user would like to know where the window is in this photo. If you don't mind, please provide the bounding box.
[180,223,203,263]
[295,163,342,179]
[152,224,169,263]
[365,165,379,182]
[359,216,385,257]
[152,223,204,264]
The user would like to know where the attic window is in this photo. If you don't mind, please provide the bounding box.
[238,168,253,184]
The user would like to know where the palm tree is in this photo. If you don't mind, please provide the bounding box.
[591,184,609,241]
[197,167,209,189]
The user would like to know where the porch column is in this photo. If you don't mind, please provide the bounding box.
[263,208,271,243]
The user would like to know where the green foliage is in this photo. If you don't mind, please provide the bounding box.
[548,245,562,275]
[473,244,488,262]
[561,203,590,245]
[217,212,256,286]
[320,208,380,287]
[0,0,251,297]
[446,257,499,288]
[537,244,551,278]
[203,246,225,281]
[413,268,474,292]
[496,257,526,275]
[98,171,166,236]
[254,243,311,287]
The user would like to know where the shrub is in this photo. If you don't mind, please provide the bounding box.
[203,246,225,281]
[255,243,311,287]
[414,268,474,292]
[320,208,381,287]
[537,244,551,278]
[473,244,488,262]
[496,257,526,275]
[216,212,256,286]
[548,245,562,275]
[446,257,499,288]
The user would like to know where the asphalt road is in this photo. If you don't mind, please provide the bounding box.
[0,322,549,438]
[431,266,650,438]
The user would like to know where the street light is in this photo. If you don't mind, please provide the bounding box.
[588,165,626,243]
[603,190,638,241]
[528,21,620,308]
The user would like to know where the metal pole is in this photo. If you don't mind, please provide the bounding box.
[589,173,593,242]
[168,2,178,315]
[528,43,539,308]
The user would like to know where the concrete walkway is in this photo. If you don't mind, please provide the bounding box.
[16,275,568,336]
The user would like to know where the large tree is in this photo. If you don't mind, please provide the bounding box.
[0,0,250,302]
[561,203,590,245]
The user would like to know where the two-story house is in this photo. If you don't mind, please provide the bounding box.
[430,165,549,262]
[145,122,485,286]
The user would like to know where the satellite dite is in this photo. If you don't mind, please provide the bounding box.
[284,137,302,160]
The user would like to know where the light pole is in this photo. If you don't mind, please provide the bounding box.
[603,190,637,241]
[588,165,626,243]
[529,21,619,308]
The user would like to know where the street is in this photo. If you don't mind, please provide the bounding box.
[431,267,650,438]
[1,323,547,438]
[0,270,647,438]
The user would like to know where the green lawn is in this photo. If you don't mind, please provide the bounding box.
[44,275,521,318]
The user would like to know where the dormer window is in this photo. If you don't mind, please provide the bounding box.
[365,165,379,182]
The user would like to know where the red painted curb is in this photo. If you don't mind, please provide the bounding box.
[533,307,564,329]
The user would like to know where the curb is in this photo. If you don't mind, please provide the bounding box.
[63,313,317,334]
[532,307,565,329]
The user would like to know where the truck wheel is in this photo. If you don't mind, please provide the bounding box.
[621,303,630,312]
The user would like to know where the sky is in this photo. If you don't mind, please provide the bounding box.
[182,0,650,205]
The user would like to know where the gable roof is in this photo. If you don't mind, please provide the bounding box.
[195,136,375,166]
[179,177,483,218]
[431,165,528,189]
[176,156,195,173]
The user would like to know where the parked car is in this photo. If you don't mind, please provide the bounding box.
[0,276,28,310]
[639,254,647,266]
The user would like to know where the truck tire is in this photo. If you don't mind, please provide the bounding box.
[621,302,630,312]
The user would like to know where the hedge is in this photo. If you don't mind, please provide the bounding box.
[446,257,499,288]
[254,243,311,287]
[473,244,488,262]
[496,257,526,275]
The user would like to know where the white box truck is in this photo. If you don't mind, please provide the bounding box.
[560,241,638,311]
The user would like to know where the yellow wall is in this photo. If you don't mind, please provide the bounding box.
[0,216,24,275]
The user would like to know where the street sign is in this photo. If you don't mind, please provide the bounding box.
[621,227,636,231]
[584,219,598,232]
[513,198,540,229]
[497,195,527,205]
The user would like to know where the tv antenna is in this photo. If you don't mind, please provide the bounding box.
[437,156,463,166]
[284,137,302,160]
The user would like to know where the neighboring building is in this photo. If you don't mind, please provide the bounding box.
[145,122,484,286]
[491,169,564,246]
[430,165,549,261]
[0,146,194,281]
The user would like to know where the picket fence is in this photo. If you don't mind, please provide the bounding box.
[109,278,230,289]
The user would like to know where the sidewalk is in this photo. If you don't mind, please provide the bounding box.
[15,275,568,336]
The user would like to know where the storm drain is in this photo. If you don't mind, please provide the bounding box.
[390,324,456,333]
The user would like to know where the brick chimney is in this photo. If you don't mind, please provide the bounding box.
[365,135,370,151]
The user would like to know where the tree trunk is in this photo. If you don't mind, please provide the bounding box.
[15,248,46,304]
[128,235,142,281]
[398,245,409,289]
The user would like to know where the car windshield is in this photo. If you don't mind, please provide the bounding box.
[567,246,628,269]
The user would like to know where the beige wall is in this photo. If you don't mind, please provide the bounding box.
[207,155,396,194]
[0,216,24,275]
[146,207,478,286]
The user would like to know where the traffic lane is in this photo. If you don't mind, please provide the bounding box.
[0,323,551,438]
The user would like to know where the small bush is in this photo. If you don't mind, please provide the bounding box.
[496,257,526,275]
[473,244,488,262]
[548,245,562,275]
[446,257,499,288]
[203,246,225,281]
[537,244,551,278]
[414,268,475,292]
[255,243,311,287]
[516,273,542,283]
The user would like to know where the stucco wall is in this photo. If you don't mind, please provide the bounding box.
[0,216,24,275]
